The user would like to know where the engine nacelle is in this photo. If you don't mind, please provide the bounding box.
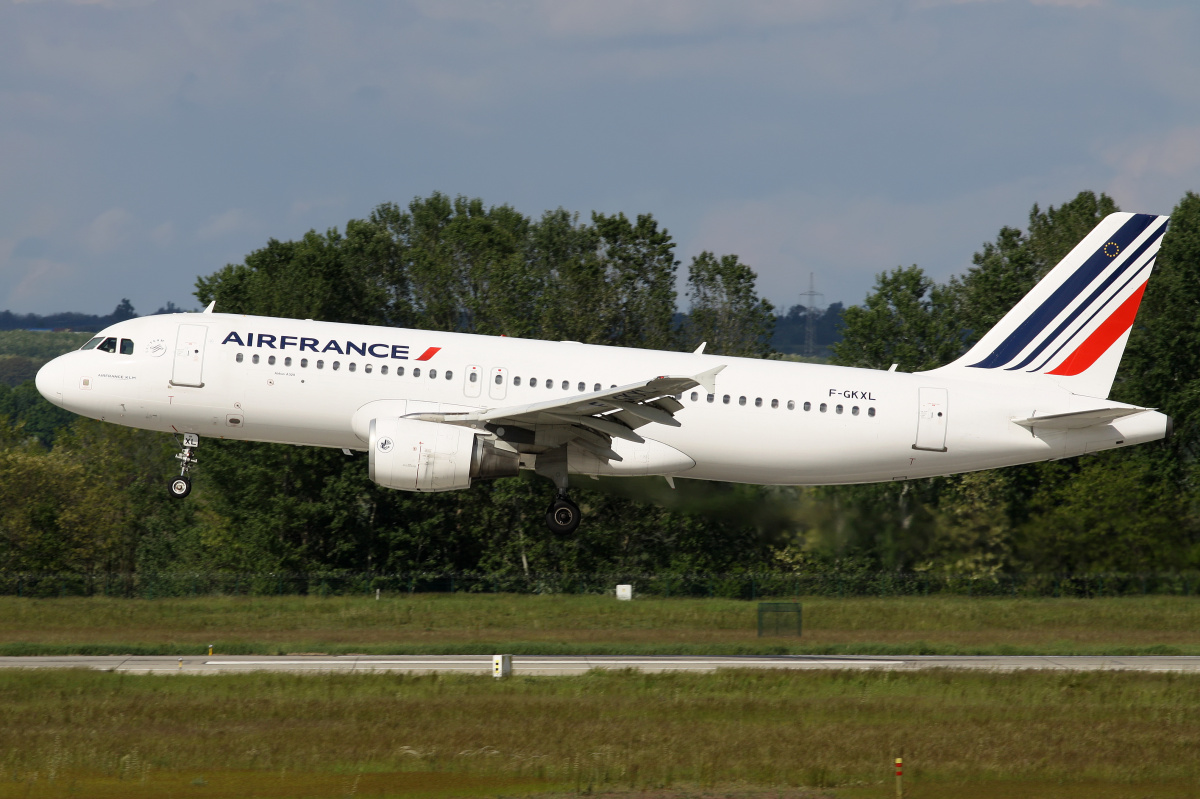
[368,417,519,492]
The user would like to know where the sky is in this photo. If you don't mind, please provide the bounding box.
[2,0,1199,318]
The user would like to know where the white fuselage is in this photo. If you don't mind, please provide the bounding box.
[34,312,1169,486]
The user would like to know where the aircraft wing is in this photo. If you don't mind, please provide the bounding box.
[407,365,725,456]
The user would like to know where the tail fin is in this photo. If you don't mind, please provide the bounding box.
[928,212,1169,398]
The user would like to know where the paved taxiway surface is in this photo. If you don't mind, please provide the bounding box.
[3,655,1200,674]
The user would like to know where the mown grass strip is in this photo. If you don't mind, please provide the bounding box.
[2,594,1200,656]
[1,669,1198,798]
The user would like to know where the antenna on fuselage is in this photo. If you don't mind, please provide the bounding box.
[203,301,215,314]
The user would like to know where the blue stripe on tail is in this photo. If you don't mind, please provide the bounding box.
[968,213,1158,369]
[1003,223,1166,371]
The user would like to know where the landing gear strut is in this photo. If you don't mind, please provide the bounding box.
[536,445,582,534]
[169,433,199,499]
[546,493,581,535]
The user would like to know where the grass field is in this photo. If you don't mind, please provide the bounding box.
[1,668,1198,799]
[2,593,1200,656]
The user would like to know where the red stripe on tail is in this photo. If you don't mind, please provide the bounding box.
[1047,283,1147,377]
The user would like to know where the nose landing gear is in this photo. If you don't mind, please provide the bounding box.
[169,433,199,499]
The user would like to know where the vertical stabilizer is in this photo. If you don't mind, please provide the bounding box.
[927,212,1169,399]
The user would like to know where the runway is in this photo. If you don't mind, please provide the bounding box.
[4,654,1200,674]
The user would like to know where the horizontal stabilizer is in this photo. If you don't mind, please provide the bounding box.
[1012,407,1149,431]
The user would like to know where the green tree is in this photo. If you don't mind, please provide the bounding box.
[832,265,960,371]
[946,191,1120,350]
[1118,191,1200,451]
[1015,452,1190,572]
[592,212,679,350]
[680,252,775,358]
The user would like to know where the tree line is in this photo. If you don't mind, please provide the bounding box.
[0,189,1198,581]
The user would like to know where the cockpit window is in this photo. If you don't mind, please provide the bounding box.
[81,337,102,350]
[97,337,117,353]
[119,339,134,355]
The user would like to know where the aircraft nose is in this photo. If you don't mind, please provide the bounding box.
[35,356,65,407]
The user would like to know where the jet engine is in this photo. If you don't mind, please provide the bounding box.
[368,417,519,492]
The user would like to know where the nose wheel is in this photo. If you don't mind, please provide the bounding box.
[545,494,581,535]
[168,475,192,499]
[168,433,199,500]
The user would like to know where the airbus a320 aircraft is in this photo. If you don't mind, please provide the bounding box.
[35,213,1171,534]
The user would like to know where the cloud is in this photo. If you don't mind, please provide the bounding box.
[149,221,175,246]
[196,208,256,241]
[1099,126,1200,212]
[81,207,136,254]
[682,176,1078,309]
[290,197,348,219]
[6,259,76,308]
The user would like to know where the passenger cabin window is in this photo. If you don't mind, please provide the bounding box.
[513,376,521,386]
[236,353,244,363]
[252,354,260,364]
[348,363,356,372]
[380,365,387,375]
[690,392,698,402]
[470,373,479,383]
[396,367,404,376]
[723,395,731,404]
[495,374,502,385]
[317,360,324,369]
[803,401,811,411]
[868,407,877,417]
[429,369,436,378]
[594,383,601,391]
[97,337,117,353]
[120,339,134,355]
[836,404,844,414]
[771,399,778,409]
[562,380,568,390]
[787,401,796,410]
[754,398,762,407]
[412,367,420,377]
[302,358,309,368]
[707,394,714,403]
[578,382,585,392]
[268,355,276,366]
[739,396,747,406]
[819,403,828,413]
[364,363,372,373]
[530,378,537,387]
[852,406,860,416]
[81,337,102,350]
[445,370,453,380]
[285,357,293,367]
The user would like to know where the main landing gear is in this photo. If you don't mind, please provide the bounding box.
[169,433,199,499]
[546,493,581,535]
[535,446,581,535]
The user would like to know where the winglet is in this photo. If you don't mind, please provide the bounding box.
[693,364,726,394]
[203,301,216,314]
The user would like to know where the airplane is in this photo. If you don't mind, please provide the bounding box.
[34,212,1171,534]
